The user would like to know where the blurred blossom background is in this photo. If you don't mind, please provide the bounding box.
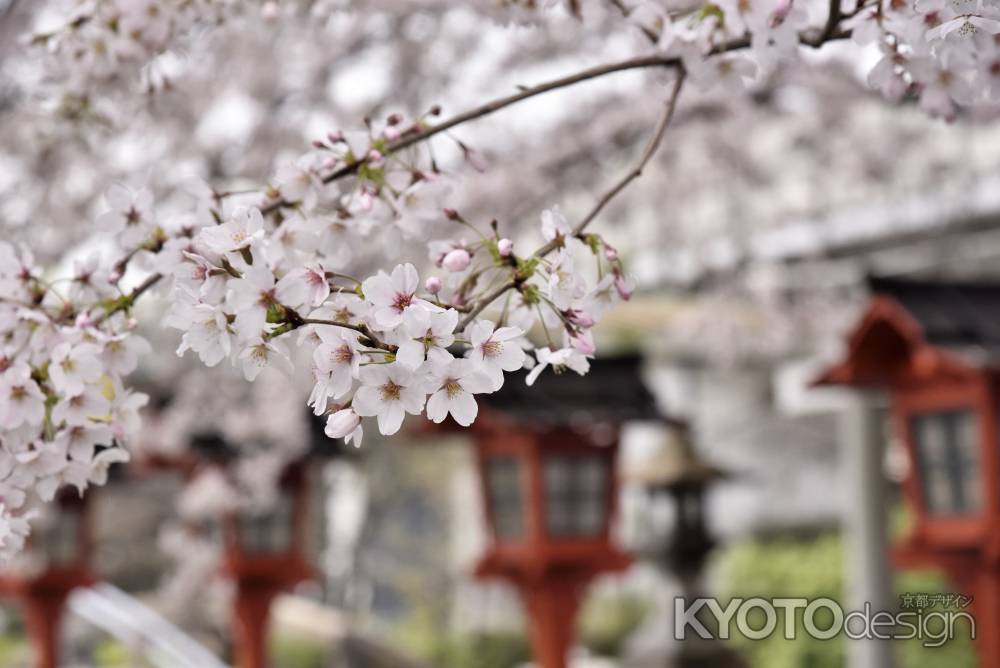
[0,0,998,666]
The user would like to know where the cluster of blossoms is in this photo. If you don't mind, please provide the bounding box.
[0,105,627,557]
[6,0,998,564]
[25,0,306,118]
[627,0,1000,118]
[154,116,627,447]
[0,242,147,559]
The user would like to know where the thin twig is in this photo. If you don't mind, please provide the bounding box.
[93,272,163,325]
[536,69,686,259]
[820,0,844,42]
[457,280,518,330]
[300,318,396,352]
[455,71,686,329]
[95,27,850,325]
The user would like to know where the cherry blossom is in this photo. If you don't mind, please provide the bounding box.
[353,365,426,436]
[2,0,996,563]
[362,263,428,329]
[467,321,527,390]
[526,346,592,386]
[424,359,495,427]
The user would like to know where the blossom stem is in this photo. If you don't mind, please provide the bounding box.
[299,318,397,353]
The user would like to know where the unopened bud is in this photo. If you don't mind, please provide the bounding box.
[425,276,443,295]
[497,238,513,257]
[443,208,460,221]
[571,332,596,355]
[443,249,471,273]
[325,409,360,439]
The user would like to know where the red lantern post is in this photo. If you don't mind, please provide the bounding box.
[474,421,630,668]
[221,463,314,668]
[423,354,660,668]
[819,277,1000,667]
[0,490,94,668]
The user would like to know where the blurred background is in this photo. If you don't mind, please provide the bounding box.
[1,0,999,667]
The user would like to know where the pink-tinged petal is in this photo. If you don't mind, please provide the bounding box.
[433,309,459,336]
[460,371,495,395]
[359,365,390,386]
[374,307,404,329]
[498,344,525,372]
[449,391,478,426]
[135,187,154,213]
[399,386,426,415]
[492,326,522,342]
[396,340,425,369]
[352,386,380,417]
[426,390,449,423]
[362,273,394,306]
[378,402,406,435]
[106,183,132,211]
[395,263,419,294]
[468,320,493,347]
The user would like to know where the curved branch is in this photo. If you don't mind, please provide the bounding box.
[535,68,686,259]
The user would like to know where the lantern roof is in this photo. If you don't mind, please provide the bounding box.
[480,353,663,426]
[817,276,1000,386]
[866,276,1000,352]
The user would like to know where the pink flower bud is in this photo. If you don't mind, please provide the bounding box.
[327,130,344,143]
[566,309,595,329]
[769,0,792,26]
[367,149,384,164]
[322,156,338,170]
[614,273,634,301]
[497,238,513,257]
[384,125,401,141]
[325,409,360,439]
[108,270,122,284]
[443,248,471,272]
[571,332,596,355]
[443,208,460,221]
[425,277,443,295]
[604,244,619,262]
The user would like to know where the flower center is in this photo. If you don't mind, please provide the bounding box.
[10,386,26,401]
[380,381,402,401]
[444,379,463,398]
[125,207,141,226]
[333,344,354,364]
[392,292,413,312]
[481,340,502,359]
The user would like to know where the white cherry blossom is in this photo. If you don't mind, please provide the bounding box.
[353,364,426,435]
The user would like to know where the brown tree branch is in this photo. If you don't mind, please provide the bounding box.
[94,25,851,330]
[456,70,686,332]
